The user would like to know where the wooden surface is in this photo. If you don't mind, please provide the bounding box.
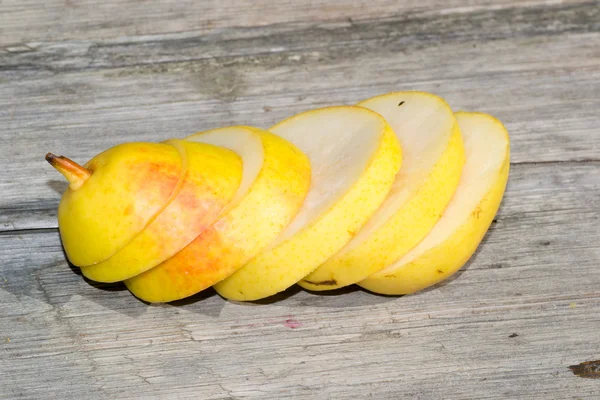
[1,1,599,398]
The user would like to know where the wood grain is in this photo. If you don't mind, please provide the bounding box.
[1,1,599,399]
[0,0,580,46]
[1,162,600,399]
[1,2,599,232]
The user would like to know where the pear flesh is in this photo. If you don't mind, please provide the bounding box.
[125,126,311,303]
[359,112,510,294]
[214,106,402,301]
[301,92,465,291]
[80,140,243,282]
[57,143,184,267]
[46,92,510,303]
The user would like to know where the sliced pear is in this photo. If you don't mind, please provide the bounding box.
[55,143,183,267]
[359,112,510,295]
[124,126,311,303]
[214,106,402,301]
[300,92,465,291]
[80,140,243,282]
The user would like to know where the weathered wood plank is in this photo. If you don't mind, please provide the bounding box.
[1,2,600,398]
[3,2,599,74]
[1,162,600,399]
[1,2,599,231]
[0,0,579,46]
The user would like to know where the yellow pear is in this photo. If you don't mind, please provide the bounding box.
[301,92,465,291]
[214,106,402,301]
[359,112,510,294]
[125,126,311,303]
[80,140,243,283]
[47,143,183,267]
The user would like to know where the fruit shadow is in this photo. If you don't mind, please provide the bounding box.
[167,286,305,314]
[47,180,69,195]
[67,262,228,318]
[415,218,501,295]
[66,262,151,318]
[231,283,398,309]
[167,288,227,317]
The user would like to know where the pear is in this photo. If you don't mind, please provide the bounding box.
[300,92,465,291]
[359,112,510,294]
[79,140,243,283]
[124,126,311,303]
[214,106,402,301]
[47,93,510,303]
[47,143,183,267]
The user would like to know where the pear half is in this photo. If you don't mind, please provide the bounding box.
[124,126,311,303]
[301,92,465,291]
[80,140,243,282]
[214,106,402,301]
[53,143,183,267]
[359,112,510,295]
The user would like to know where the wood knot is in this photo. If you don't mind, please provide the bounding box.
[569,360,600,379]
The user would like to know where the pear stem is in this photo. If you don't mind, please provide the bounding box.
[45,153,91,190]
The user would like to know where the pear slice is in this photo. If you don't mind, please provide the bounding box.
[214,106,402,301]
[51,143,184,267]
[124,126,311,303]
[300,92,465,291]
[359,112,510,295]
[80,140,243,282]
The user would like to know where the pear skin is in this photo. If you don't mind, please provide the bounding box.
[80,140,243,283]
[215,106,402,301]
[49,143,184,267]
[359,112,510,294]
[125,127,311,302]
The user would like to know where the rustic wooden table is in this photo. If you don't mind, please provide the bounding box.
[1,1,599,398]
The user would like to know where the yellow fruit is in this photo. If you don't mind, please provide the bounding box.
[79,140,243,283]
[48,143,183,267]
[301,92,465,291]
[125,126,311,302]
[359,112,510,294]
[215,106,402,301]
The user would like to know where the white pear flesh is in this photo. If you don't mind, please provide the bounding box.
[187,127,264,214]
[359,112,510,294]
[301,92,465,290]
[214,106,402,301]
[125,126,311,303]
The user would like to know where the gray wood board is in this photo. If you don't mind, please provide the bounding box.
[1,162,600,399]
[0,0,578,46]
[1,1,600,398]
[1,2,599,232]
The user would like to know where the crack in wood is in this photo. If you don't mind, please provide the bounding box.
[0,227,59,236]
